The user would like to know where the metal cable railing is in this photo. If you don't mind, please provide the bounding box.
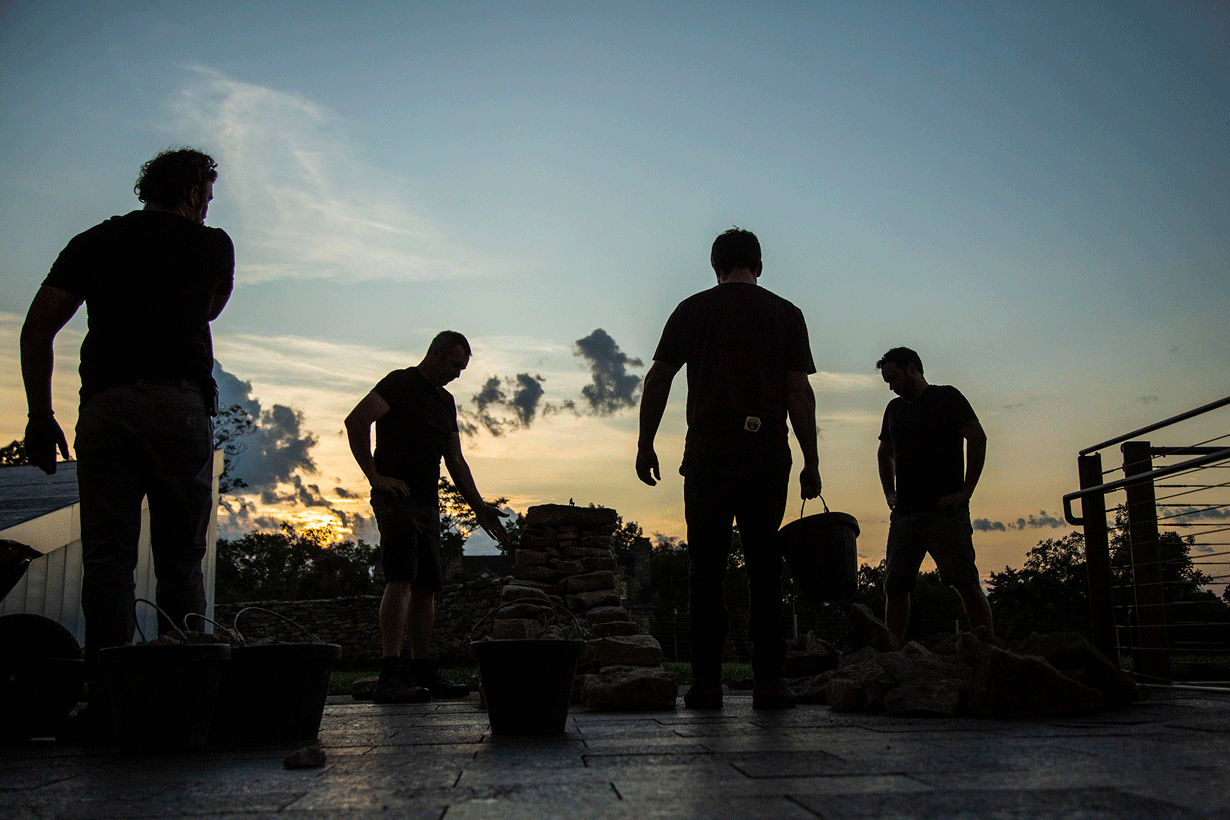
[1063,395,1230,684]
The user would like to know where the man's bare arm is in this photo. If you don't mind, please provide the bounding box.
[785,370,821,499]
[938,418,987,509]
[443,432,509,546]
[344,391,408,496]
[877,438,896,510]
[20,286,81,473]
[636,360,680,486]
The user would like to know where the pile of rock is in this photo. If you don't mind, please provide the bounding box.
[785,603,1146,718]
[475,504,677,710]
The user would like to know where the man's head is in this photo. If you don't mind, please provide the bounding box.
[420,330,472,387]
[135,148,218,223]
[710,227,762,279]
[876,347,927,400]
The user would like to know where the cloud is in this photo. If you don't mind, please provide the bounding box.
[1138,395,1160,405]
[170,65,485,284]
[213,357,320,489]
[1163,505,1230,521]
[973,510,1069,532]
[574,329,643,415]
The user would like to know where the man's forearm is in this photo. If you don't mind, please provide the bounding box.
[345,422,378,482]
[786,384,819,467]
[20,328,56,415]
[877,450,895,496]
[964,437,986,495]
[637,367,673,449]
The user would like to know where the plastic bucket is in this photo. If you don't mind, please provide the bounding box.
[470,638,586,734]
[778,497,860,604]
[213,643,342,741]
[101,643,230,751]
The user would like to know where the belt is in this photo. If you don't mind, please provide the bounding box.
[132,378,207,394]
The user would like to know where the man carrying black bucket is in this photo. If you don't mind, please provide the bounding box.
[875,346,994,642]
[637,227,822,710]
[20,148,235,742]
[346,331,509,703]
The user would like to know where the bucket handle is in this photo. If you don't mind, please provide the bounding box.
[232,606,321,644]
[183,612,242,644]
[800,494,831,519]
[469,597,586,644]
[133,597,188,644]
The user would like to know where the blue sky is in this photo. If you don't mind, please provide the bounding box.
[2,1,1227,575]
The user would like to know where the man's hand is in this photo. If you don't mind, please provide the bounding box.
[24,415,69,475]
[370,474,409,496]
[475,503,511,547]
[884,490,898,511]
[938,489,972,510]
[799,464,822,500]
[636,446,661,487]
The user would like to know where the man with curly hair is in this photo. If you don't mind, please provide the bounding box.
[21,148,235,741]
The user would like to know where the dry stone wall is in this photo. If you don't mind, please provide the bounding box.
[214,577,505,661]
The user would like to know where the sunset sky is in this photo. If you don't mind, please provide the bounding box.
[2,1,1227,580]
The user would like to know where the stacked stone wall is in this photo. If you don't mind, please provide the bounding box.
[476,503,678,710]
[214,576,506,662]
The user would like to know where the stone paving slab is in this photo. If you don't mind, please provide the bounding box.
[2,688,1228,819]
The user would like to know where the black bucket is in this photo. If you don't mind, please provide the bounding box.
[0,613,85,740]
[778,497,860,605]
[469,599,586,735]
[101,642,230,751]
[208,607,342,742]
[470,638,586,734]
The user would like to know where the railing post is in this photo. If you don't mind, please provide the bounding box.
[1121,440,1170,680]
[1078,453,1117,662]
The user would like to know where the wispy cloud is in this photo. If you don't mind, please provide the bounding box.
[812,372,880,393]
[170,65,486,284]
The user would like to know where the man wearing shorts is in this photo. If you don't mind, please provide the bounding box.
[876,346,993,642]
[346,331,508,703]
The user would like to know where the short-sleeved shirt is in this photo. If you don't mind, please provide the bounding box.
[878,385,978,514]
[372,367,459,506]
[653,282,815,463]
[42,210,234,400]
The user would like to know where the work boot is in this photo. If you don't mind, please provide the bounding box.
[752,677,797,710]
[683,679,724,710]
[409,658,470,699]
[372,657,431,704]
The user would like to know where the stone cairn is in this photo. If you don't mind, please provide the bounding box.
[474,503,677,710]
[780,603,1147,718]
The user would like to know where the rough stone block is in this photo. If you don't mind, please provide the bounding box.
[584,605,630,625]
[555,560,585,576]
[561,545,614,559]
[581,665,677,710]
[882,679,965,717]
[564,570,618,594]
[574,589,621,610]
[594,635,664,667]
[500,584,550,603]
[590,621,641,637]
[845,602,902,653]
[581,556,618,573]
[525,504,619,529]
[515,550,555,567]
[512,565,560,583]
[490,618,544,640]
[968,644,1104,717]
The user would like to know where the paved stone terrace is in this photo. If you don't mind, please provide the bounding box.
[3,687,1229,819]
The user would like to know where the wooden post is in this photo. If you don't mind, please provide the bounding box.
[1121,440,1170,680]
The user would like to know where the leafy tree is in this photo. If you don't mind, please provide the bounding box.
[213,404,257,495]
[216,522,381,604]
[987,508,1230,640]
[0,439,29,467]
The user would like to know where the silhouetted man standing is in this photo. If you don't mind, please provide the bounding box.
[21,148,234,740]
[638,228,821,710]
[346,331,509,703]
[876,346,993,641]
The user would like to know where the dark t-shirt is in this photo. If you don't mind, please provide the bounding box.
[653,282,815,463]
[878,385,978,514]
[42,210,234,400]
[372,367,459,506]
